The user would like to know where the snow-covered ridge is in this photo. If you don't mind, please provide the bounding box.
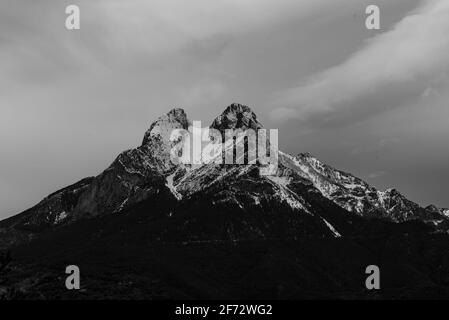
[279,152,445,222]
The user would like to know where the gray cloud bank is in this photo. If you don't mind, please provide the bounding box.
[271,0,449,127]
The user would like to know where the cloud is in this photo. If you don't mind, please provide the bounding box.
[367,171,387,179]
[176,81,227,106]
[2,0,446,217]
[350,137,400,155]
[0,0,350,91]
[270,0,449,125]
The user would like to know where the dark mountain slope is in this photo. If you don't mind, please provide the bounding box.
[2,199,449,299]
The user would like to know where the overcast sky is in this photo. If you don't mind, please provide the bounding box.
[1,0,448,219]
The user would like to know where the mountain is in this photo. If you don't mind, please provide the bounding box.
[2,103,449,299]
[0,103,447,247]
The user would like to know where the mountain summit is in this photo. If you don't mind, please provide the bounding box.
[210,103,263,132]
[142,108,189,146]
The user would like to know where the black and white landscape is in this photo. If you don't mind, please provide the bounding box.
[1,0,449,300]
[1,104,449,299]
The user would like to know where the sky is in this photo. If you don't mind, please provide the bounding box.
[0,0,448,219]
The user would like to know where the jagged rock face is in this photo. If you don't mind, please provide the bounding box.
[141,108,190,172]
[281,152,443,222]
[73,159,166,218]
[210,103,263,133]
[442,209,449,218]
[427,206,449,219]
[2,108,190,231]
[373,189,439,221]
[142,108,189,146]
[166,155,356,240]
[1,178,94,231]
[74,108,190,217]
[165,105,358,238]
[0,178,94,247]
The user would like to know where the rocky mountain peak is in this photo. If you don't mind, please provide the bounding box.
[442,208,449,217]
[168,107,188,121]
[142,108,190,146]
[297,153,319,163]
[298,152,314,158]
[425,204,440,212]
[225,103,253,114]
[295,153,334,178]
[3,104,449,249]
[210,103,263,132]
[384,188,400,196]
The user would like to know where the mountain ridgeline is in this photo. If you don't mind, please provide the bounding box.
[1,103,449,299]
[1,103,447,245]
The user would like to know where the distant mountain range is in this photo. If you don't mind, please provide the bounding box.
[1,103,449,299]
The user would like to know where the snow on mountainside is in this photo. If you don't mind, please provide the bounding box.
[73,108,191,217]
[1,103,447,246]
[1,108,190,234]
[443,209,449,217]
[280,152,443,222]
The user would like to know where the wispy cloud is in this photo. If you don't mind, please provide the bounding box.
[367,171,387,179]
[270,0,449,125]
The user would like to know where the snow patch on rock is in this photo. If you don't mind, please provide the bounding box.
[322,218,342,238]
[166,172,182,200]
[266,175,311,214]
[54,211,68,224]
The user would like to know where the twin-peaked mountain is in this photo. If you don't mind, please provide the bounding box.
[1,103,447,247]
